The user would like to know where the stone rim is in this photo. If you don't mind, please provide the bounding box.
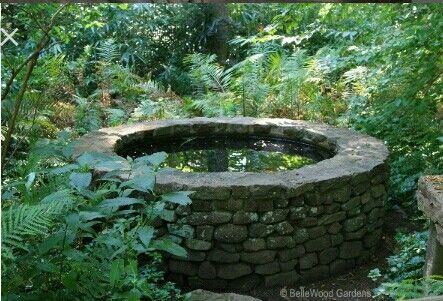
[72,117,389,196]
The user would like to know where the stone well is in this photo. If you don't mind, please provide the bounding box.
[73,117,389,291]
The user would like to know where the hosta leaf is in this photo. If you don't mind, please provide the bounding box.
[127,289,142,301]
[62,270,78,290]
[36,260,59,273]
[96,159,129,171]
[161,191,193,205]
[77,151,128,170]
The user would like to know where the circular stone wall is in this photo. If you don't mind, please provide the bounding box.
[73,117,389,291]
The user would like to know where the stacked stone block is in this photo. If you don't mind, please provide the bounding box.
[157,168,388,290]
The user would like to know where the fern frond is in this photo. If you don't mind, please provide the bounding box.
[97,39,119,64]
[1,199,73,260]
[185,53,232,94]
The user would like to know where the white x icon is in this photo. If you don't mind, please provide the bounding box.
[1,28,18,46]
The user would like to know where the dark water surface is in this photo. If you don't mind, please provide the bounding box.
[122,136,331,172]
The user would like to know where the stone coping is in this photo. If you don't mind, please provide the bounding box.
[417,175,443,244]
[72,117,389,196]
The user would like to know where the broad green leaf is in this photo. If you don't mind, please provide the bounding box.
[161,191,193,205]
[36,260,59,273]
[132,164,154,176]
[146,152,168,166]
[127,289,141,301]
[62,249,86,261]
[65,213,80,227]
[96,159,129,171]
[77,151,128,170]
[79,211,105,221]
[126,260,138,276]
[150,239,187,257]
[134,152,167,167]
[38,231,65,254]
[99,197,144,208]
[137,226,154,248]
[124,173,155,192]
[150,201,165,219]
[50,164,79,175]
[62,271,78,290]
[69,172,92,190]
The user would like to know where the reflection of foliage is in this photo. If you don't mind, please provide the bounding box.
[161,147,314,172]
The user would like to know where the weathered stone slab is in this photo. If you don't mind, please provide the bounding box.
[233,211,259,224]
[241,250,276,264]
[185,212,232,226]
[243,238,266,252]
[214,224,248,243]
[207,249,240,263]
[217,263,252,280]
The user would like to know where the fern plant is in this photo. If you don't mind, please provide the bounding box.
[185,53,239,117]
[185,53,233,94]
[2,200,72,261]
[2,139,191,300]
[231,52,270,116]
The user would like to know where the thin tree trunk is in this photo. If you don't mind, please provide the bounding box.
[1,52,40,168]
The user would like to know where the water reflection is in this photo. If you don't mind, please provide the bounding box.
[125,136,329,172]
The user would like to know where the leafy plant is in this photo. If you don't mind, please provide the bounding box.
[2,138,192,300]
[368,231,432,299]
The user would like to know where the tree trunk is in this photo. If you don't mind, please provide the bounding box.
[205,3,230,65]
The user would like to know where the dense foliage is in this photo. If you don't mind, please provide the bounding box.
[1,135,192,300]
[1,3,442,300]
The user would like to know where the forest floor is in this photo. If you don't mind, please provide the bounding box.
[184,209,423,301]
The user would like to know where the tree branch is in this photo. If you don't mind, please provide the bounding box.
[1,3,68,100]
